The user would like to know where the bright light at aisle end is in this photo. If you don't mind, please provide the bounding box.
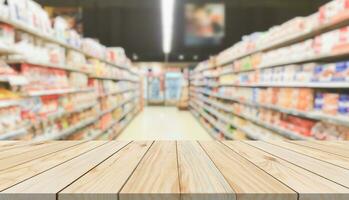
[162,0,175,54]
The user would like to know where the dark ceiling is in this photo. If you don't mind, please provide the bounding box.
[36,0,330,62]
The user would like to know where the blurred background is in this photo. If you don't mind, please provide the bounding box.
[2,0,349,141]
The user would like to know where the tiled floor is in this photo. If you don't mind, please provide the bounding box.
[117,106,212,140]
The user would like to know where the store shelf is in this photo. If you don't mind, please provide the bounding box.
[99,87,138,98]
[190,101,236,140]
[191,94,311,140]
[6,60,90,74]
[88,120,119,140]
[192,83,219,88]
[88,105,137,140]
[192,51,349,79]
[189,108,220,140]
[0,127,27,140]
[33,115,99,141]
[118,106,136,121]
[191,100,256,140]
[218,11,349,67]
[238,113,311,140]
[36,101,99,124]
[0,75,28,85]
[193,94,312,140]
[194,89,349,127]
[0,99,21,108]
[90,75,139,83]
[0,46,18,55]
[0,16,137,75]
[110,107,141,140]
[99,96,137,117]
[218,81,349,88]
[25,88,95,97]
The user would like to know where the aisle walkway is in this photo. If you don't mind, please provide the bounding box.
[117,106,212,140]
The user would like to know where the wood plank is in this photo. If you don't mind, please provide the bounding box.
[177,141,235,200]
[0,141,130,200]
[307,141,349,150]
[0,141,82,171]
[246,141,349,189]
[199,141,295,200]
[0,142,55,160]
[289,141,349,157]
[59,141,153,200]
[0,141,106,191]
[119,141,180,200]
[268,140,349,170]
[0,141,19,149]
[0,142,57,152]
[0,142,26,152]
[224,141,349,200]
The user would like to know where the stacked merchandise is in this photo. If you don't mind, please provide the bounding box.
[0,0,141,140]
[190,0,349,140]
[177,79,189,110]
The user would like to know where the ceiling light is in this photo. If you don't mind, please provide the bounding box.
[162,0,175,54]
[132,54,139,60]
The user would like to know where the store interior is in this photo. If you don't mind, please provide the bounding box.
[1,0,349,141]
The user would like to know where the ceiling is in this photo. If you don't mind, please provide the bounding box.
[36,0,330,62]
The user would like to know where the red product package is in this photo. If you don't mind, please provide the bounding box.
[39,96,59,116]
[291,116,316,136]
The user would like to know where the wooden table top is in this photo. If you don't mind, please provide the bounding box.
[0,140,348,200]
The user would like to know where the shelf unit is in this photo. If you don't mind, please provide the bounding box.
[210,11,349,68]
[193,89,349,127]
[34,94,141,141]
[109,107,142,140]
[189,9,349,141]
[0,127,28,140]
[190,97,285,140]
[6,60,90,74]
[0,14,142,140]
[87,105,139,140]
[25,88,95,97]
[0,16,137,75]
[0,46,18,55]
[189,107,221,140]
[192,94,311,140]
[0,99,21,108]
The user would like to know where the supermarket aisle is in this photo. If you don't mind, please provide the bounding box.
[117,107,212,140]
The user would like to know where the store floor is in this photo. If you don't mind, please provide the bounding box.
[117,106,212,140]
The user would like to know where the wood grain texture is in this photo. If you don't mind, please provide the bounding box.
[0,142,53,160]
[0,141,348,200]
[59,141,153,200]
[177,141,235,200]
[120,141,180,200]
[0,142,21,151]
[0,141,82,171]
[0,141,130,200]
[0,141,106,191]
[224,141,349,200]
[289,141,349,157]
[267,140,349,170]
[199,141,295,200]
[247,141,349,189]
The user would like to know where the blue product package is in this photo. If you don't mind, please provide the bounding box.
[333,62,347,82]
[314,92,324,110]
[338,94,349,115]
[313,65,323,82]
[252,88,258,103]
